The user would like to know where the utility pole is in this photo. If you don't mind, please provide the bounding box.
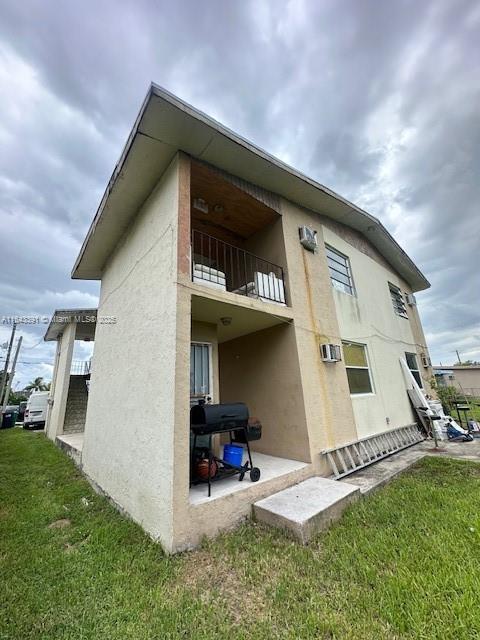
[1,336,22,414]
[0,323,16,406]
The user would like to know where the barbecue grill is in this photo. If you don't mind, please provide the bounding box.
[190,402,248,435]
[190,402,261,496]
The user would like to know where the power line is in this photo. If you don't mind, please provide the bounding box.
[0,358,53,365]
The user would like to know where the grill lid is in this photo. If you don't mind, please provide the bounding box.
[190,402,249,434]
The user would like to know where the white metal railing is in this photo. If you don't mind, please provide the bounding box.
[191,229,286,304]
[70,359,92,376]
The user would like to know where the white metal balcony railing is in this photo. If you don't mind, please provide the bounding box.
[191,229,286,305]
[70,359,92,376]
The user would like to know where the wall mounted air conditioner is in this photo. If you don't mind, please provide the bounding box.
[299,226,318,252]
[421,354,431,368]
[406,293,417,306]
[321,343,342,362]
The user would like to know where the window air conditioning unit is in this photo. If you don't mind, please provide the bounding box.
[321,343,342,362]
[406,293,417,306]
[421,354,431,368]
[299,226,318,252]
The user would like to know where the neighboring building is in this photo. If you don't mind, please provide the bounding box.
[45,84,433,553]
[44,309,96,438]
[433,365,480,397]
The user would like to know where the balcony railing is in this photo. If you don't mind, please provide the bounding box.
[191,230,286,305]
[70,359,92,376]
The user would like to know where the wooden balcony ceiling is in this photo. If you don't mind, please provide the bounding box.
[191,161,279,244]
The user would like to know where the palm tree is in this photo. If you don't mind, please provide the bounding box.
[25,377,49,392]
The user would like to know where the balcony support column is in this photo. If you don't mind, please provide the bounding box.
[45,321,75,441]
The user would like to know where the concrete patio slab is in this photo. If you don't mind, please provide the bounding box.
[254,476,360,543]
[56,432,84,466]
[189,450,310,505]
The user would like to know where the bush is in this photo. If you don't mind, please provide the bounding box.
[435,385,461,415]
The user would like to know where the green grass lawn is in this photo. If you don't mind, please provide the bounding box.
[466,398,480,422]
[2,430,480,640]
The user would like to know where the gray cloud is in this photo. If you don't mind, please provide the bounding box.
[0,0,479,387]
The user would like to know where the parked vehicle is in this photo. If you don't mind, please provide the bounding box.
[23,391,49,430]
[18,401,27,422]
[1,405,19,429]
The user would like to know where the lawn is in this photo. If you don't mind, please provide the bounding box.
[1,430,480,640]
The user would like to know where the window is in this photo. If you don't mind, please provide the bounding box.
[326,245,354,295]
[405,352,422,388]
[190,342,211,404]
[389,283,408,318]
[343,341,373,394]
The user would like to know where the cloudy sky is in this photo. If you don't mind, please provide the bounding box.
[0,0,479,388]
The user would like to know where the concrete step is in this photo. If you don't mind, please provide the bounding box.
[253,476,360,544]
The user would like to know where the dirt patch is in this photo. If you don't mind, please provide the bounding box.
[63,536,90,554]
[181,548,276,626]
[0,506,10,520]
[48,518,71,529]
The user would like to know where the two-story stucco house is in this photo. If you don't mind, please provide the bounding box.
[45,84,433,552]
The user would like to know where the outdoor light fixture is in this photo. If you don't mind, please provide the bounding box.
[213,204,224,213]
[220,317,232,326]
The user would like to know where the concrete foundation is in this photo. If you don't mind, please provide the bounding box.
[56,433,84,467]
[254,476,360,543]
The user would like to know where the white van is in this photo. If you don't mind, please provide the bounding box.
[23,391,49,430]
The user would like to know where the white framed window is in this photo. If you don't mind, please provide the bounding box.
[405,352,423,388]
[342,341,373,395]
[190,342,212,404]
[325,245,355,295]
[389,283,408,318]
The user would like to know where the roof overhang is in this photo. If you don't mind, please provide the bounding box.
[433,365,480,371]
[44,309,98,342]
[72,83,430,291]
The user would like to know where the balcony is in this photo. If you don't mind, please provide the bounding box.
[70,359,92,376]
[191,230,286,305]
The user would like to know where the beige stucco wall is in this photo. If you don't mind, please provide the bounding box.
[408,297,435,396]
[45,322,75,440]
[320,215,434,396]
[81,155,180,551]
[444,368,480,396]
[219,323,310,462]
[321,225,420,438]
[244,216,287,282]
[279,200,359,470]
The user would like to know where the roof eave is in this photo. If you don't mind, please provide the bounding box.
[44,308,98,342]
[71,83,430,292]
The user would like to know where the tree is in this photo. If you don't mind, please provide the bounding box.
[8,390,28,405]
[25,377,49,392]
